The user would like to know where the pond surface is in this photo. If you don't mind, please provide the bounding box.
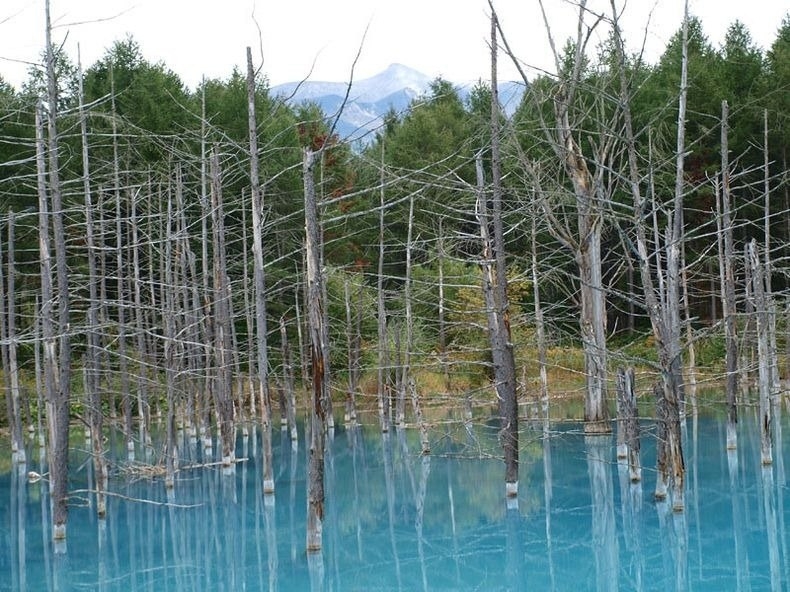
[1,410,788,591]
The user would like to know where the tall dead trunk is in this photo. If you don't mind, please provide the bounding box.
[77,53,107,515]
[246,47,274,494]
[487,13,519,497]
[720,100,739,449]
[377,151,390,433]
[749,240,773,465]
[304,147,328,553]
[609,0,686,510]
[43,0,72,541]
[210,149,236,467]
[342,276,360,426]
[1,214,25,464]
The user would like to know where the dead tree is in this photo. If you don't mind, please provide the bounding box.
[210,148,236,467]
[304,147,328,553]
[749,240,773,465]
[78,53,107,514]
[616,367,641,483]
[41,0,72,541]
[608,0,687,510]
[719,100,739,449]
[246,47,274,494]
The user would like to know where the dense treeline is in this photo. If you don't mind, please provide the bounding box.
[1,5,789,543]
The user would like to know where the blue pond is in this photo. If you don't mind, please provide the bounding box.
[0,411,788,591]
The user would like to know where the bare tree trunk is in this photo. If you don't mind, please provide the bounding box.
[616,367,641,483]
[0,214,25,464]
[43,0,72,541]
[488,14,519,498]
[609,0,686,510]
[342,277,359,426]
[304,147,328,553]
[163,187,178,490]
[720,100,739,449]
[279,316,298,441]
[246,47,274,495]
[531,213,550,424]
[210,149,236,467]
[77,52,107,514]
[377,152,391,433]
[749,240,773,465]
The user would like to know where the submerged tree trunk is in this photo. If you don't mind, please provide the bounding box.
[304,148,328,553]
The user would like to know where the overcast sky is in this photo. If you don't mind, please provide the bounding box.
[0,0,787,91]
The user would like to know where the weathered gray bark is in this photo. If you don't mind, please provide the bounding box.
[485,12,519,497]
[749,240,773,465]
[0,214,25,464]
[377,153,391,433]
[279,316,298,441]
[304,147,328,553]
[210,149,236,467]
[77,53,107,515]
[246,47,274,494]
[609,0,686,510]
[719,100,739,449]
[163,187,178,489]
[42,0,72,540]
[342,276,360,426]
[616,367,641,483]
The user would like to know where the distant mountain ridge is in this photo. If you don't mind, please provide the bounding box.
[271,63,526,144]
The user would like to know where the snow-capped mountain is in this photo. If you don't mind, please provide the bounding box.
[271,63,526,144]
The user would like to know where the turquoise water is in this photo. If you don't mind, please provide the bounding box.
[1,412,788,591]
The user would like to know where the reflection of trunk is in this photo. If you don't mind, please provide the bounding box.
[542,430,556,590]
[382,433,403,587]
[726,450,749,591]
[761,467,781,591]
[415,455,431,591]
[585,435,618,592]
[304,148,328,553]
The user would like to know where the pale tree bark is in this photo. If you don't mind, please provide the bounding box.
[43,0,72,541]
[210,148,236,467]
[304,147,328,553]
[720,100,739,449]
[77,52,107,515]
[246,47,274,495]
[279,315,298,441]
[495,0,610,433]
[377,151,391,432]
[608,0,686,510]
[749,239,773,466]
[0,214,25,464]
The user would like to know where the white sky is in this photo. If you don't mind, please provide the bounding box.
[0,0,787,91]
